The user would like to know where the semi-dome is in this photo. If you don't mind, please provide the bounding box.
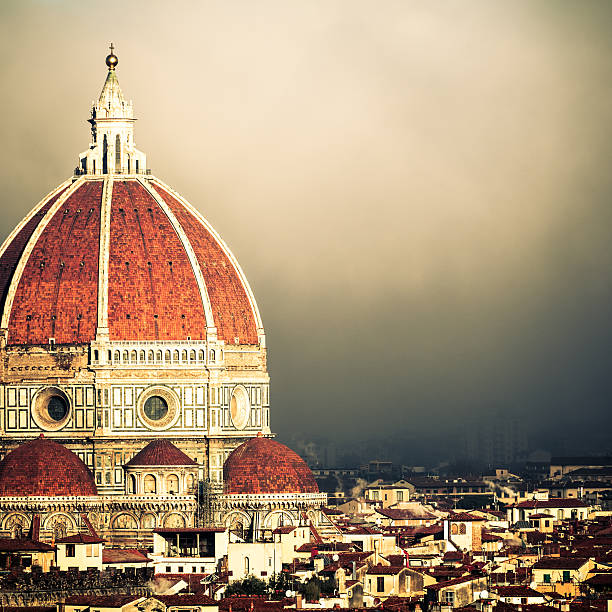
[223,435,319,495]
[0,436,98,497]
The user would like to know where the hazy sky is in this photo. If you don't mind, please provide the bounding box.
[1,1,612,461]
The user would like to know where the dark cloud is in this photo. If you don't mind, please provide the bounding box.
[1,1,611,461]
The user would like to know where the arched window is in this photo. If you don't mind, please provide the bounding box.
[451,524,459,535]
[156,350,162,363]
[148,350,154,363]
[173,350,180,363]
[130,350,137,364]
[123,350,129,362]
[459,523,466,535]
[115,134,121,173]
[102,134,108,174]
[167,474,179,494]
[198,350,205,362]
[164,350,171,363]
[139,350,146,363]
[129,474,137,494]
[186,473,195,492]
[144,475,157,494]
[114,350,120,363]
[244,557,250,575]
[189,350,196,363]
[181,350,187,363]
[209,350,216,362]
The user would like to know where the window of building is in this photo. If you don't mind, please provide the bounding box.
[543,574,551,584]
[66,544,75,557]
[47,396,68,422]
[178,566,184,573]
[377,577,384,592]
[144,396,168,421]
[144,474,157,494]
[563,571,571,583]
[397,491,404,502]
[166,566,171,573]
[443,591,455,606]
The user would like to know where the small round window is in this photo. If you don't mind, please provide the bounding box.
[47,396,68,422]
[144,396,168,421]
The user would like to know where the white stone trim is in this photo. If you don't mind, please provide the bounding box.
[138,178,217,337]
[0,178,87,332]
[149,176,266,346]
[0,180,71,262]
[95,175,113,340]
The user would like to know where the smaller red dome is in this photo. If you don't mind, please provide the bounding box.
[223,437,318,495]
[126,439,197,467]
[0,437,97,497]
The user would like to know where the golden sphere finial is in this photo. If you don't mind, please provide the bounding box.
[105,42,118,70]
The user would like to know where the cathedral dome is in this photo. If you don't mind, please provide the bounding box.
[223,435,319,495]
[0,177,262,346]
[0,49,263,348]
[0,437,98,497]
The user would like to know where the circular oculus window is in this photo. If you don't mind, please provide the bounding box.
[230,386,250,430]
[144,396,168,421]
[137,387,179,430]
[32,387,71,431]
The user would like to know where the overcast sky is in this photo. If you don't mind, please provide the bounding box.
[1,1,612,461]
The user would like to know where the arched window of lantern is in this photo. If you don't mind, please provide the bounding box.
[144,474,157,494]
[167,474,179,494]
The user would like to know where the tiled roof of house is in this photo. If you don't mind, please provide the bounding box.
[512,498,588,509]
[56,533,104,544]
[0,538,54,552]
[102,548,150,564]
[532,556,589,570]
[367,564,405,575]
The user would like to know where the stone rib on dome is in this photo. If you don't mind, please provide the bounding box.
[0,437,97,497]
[223,437,319,495]
[125,439,197,467]
[0,177,261,345]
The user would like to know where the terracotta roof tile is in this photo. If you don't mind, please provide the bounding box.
[126,439,197,467]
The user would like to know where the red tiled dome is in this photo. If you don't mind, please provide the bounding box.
[0,437,97,497]
[0,177,261,346]
[223,436,319,495]
[126,439,197,467]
